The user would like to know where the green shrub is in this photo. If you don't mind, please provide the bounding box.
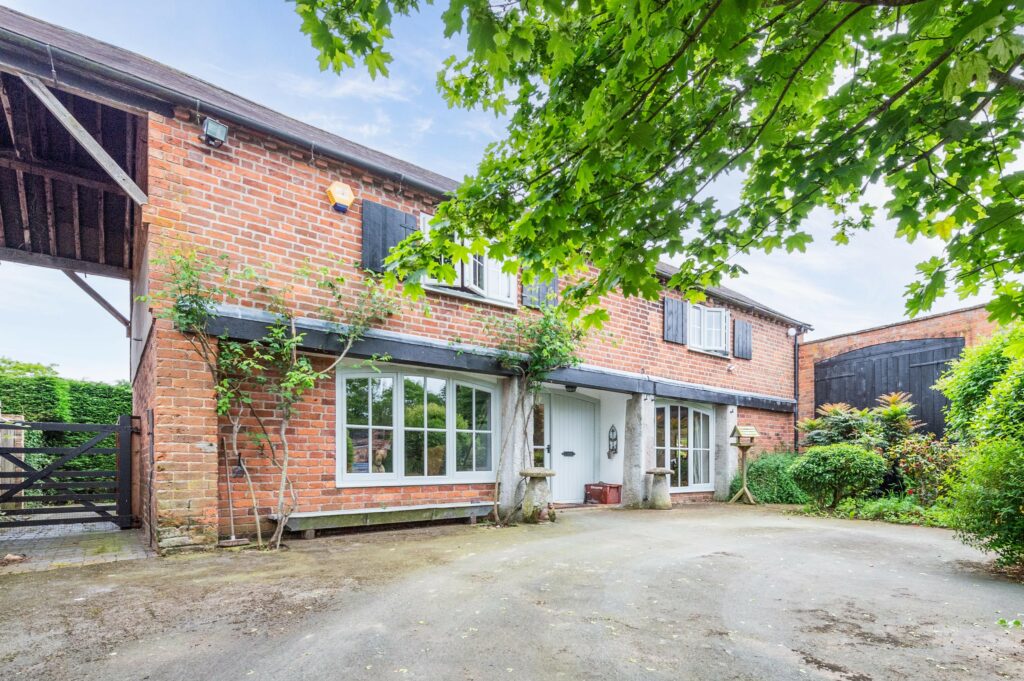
[797,403,882,450]
[973,357,1024,442]
[946,439,1024,566]
[789,444,887,509]
[0,375,71,423]
[0,375,71,447]
[936,328,1020,442]
[833,495,953,527]
[871,392,921,451]
[888,434,962,506]
[729,452,809,504]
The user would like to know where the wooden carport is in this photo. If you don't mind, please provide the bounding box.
[0,69,146,284]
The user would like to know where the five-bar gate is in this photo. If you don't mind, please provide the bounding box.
[0,415,133,528]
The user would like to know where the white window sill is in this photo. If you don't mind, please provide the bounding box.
[670,486,715,494]
[424,284,518,310]
[336,474,496,488]
[688,346,730,359]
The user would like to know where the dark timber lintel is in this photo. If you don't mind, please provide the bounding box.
[207,314,795,413]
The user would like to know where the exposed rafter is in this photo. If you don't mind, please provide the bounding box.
[18,74,147,206]
[0,71,141,278]
[0,151,126,194]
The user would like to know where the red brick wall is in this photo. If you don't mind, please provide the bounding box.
[671,491,714,504]
[797,305,999,422]
[144,110,797,399]
[738,407,795,454]
[140,110,799,545]
[214,357,494,538]
[130,327,156,546]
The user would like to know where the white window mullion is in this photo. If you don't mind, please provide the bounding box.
[446,377,456,478]
[396,377,406,479]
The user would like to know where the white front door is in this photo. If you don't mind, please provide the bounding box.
[548,393,598,503]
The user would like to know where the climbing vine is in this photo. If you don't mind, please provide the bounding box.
[486,305,584,524]
[147,250,397,549]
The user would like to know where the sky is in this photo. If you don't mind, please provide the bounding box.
[0,0,988,383]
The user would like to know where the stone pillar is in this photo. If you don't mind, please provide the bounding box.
[713,404,739,500]
[623,392,654,508]
[498,376,533,517]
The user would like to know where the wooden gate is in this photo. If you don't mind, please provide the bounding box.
[813,338,965,437]
[0,415,133,528]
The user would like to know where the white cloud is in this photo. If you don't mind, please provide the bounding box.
[412,117,434,135]
[303,109,395,142]
[281,71,418,103]
[453,115,504,142]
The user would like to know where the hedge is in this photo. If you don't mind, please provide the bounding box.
[0,375,71,447]
[0,375,131,470]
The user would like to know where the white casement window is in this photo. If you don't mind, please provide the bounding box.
[454,384,493,472]
[402,376,448,477]
[419,212,517,306]
[689,304,730,355]
[338,368,499,486]
[654,403,715,492]
[342,375,396,476]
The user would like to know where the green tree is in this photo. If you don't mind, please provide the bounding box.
[936,326,1021,441]
[0,357,58,379]
[974,356,1024,441]
[946,438,1024,566]
[295,1,1024,329]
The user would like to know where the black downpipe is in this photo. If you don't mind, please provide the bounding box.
[793,330,801,451]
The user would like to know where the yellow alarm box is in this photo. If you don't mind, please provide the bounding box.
[326,181,355,213]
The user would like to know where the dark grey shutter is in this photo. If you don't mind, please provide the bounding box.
[734,319,753,359]
[361,200,417,273]
[663,297,687,345]
[522,274,559,308]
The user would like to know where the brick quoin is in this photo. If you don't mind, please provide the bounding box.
[796,305,999,423]
[136,111,802,547]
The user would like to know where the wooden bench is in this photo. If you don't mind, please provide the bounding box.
[272,501,493,539]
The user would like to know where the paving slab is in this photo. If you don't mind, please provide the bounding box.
[0,518,154,574]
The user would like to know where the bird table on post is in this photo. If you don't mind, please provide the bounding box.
[729,425,759,505]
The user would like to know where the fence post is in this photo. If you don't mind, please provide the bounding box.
[116,414,133,529]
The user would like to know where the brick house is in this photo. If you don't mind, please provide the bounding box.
[0,9,809,551]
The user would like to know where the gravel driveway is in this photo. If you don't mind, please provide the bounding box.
[1,505,1021,680]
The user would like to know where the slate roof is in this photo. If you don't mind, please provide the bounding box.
[656,262,812,329]
[0,6,459,194]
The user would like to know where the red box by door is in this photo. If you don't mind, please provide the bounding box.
[585,482,622,505]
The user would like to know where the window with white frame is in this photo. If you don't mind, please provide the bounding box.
[343,376,395,474]
[338,369,498,485]
[403,376,448,477]
[654,403,714,491]
[419,213,517,305]
[455,384,492,472]
[689,304,730,354]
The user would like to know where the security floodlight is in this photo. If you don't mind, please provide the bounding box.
[199,117,229,148]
